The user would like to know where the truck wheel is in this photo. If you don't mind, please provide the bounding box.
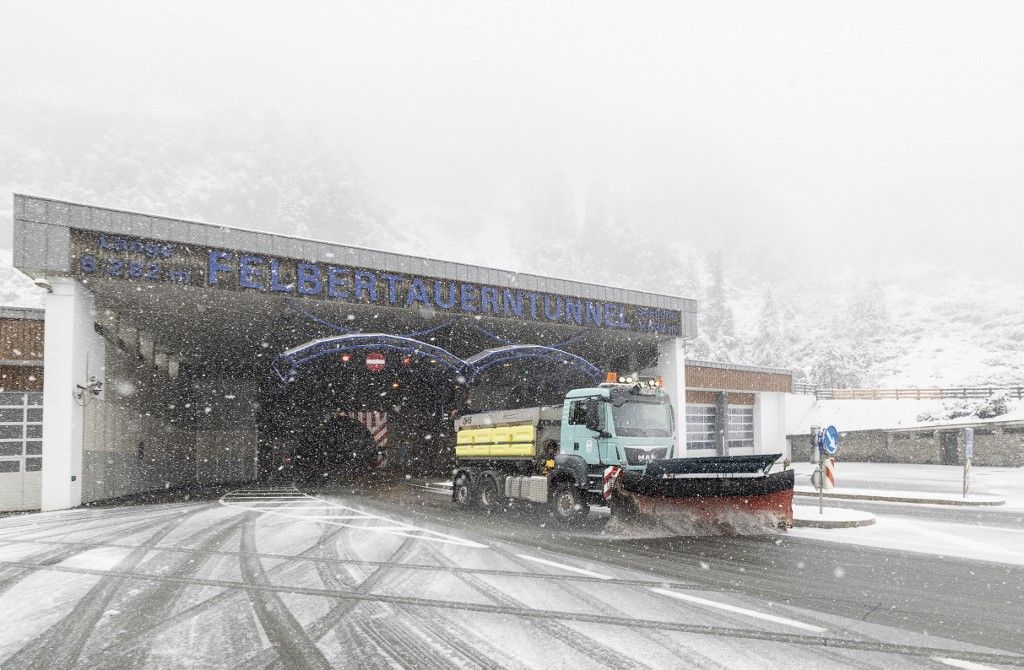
[478,477,502,512]
[453,472,476,508]
[550,481,589,524]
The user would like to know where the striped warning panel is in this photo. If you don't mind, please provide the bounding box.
[338,411,388,450]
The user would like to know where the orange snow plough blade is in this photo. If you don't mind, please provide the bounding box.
[609,454,794,534]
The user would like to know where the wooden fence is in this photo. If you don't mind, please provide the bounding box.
[792,385,1024,401]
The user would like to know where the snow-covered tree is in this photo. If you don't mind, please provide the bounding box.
[749,286,785,367]
[809,341,865,388]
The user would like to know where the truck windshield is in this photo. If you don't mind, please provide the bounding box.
[610,399,673,437]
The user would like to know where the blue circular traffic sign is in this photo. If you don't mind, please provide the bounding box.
[821,425,839,455]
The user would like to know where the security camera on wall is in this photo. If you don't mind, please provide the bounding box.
[33,277,52,293]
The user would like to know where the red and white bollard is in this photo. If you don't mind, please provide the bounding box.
[811,458,837,490]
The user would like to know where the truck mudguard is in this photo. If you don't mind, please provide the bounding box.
[551,454,589,488]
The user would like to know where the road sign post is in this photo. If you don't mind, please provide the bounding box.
[818,450,824,514]
[817,426,839,515]
[963,427,974,498]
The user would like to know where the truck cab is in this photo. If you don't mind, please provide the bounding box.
[560,384,675,471]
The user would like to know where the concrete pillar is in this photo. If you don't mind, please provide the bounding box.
[656,337,687,458]
[754,392,789,458]
[41,278,95,510]
[715,391,729,455]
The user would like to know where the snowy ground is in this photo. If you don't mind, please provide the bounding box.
[792,462,1024,509]
[0,481,1021,668]
[790,462,1024,566]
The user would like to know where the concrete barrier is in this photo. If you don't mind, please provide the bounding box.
[787,420,1024,466]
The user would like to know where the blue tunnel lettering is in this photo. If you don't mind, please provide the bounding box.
[565,298,583,325]
[434,281,457,309]
[480,287,500,314]
[327,266,350,299]
[460,283,478,313]
[296,263,323,296]
[543,295,563,320]
[269,258,293,293]
[503,289,523,317]
[207,250,233,285]
[525,292,539,319]
[239,255,264,290]
[353,271,379,302]
[382,274,402,304]
[405,278,431,306]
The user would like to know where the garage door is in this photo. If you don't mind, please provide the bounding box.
[0,392,43,511]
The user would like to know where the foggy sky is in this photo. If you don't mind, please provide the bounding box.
[3,1,1023,283]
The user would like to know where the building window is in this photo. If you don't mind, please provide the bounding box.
[0,392,42,473]
[686,405,717,450]
[728,407,754,450]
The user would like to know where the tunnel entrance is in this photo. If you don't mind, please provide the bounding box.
[259,335,469,481]
[288,414,379,484]
[12,195,691,509]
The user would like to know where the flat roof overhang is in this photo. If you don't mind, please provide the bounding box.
[11,195,696,375]
[12,194,696,329]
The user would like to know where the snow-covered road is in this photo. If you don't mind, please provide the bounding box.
[0,483,1020,668]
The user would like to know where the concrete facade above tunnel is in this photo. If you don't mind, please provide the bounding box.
[12,194,697,338]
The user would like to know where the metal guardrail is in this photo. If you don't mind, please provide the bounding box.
[793,385,1024,400]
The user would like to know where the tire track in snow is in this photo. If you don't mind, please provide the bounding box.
[297,496,523,670]
[312,527,513,670]
[255,524,419,669]
[420,541,649,670]
[1,555,1021,667]
[2,504,214,669]
[85,514,249,669]
[490,545,734,670]
[237,512,332,670]
[81,519,352,665]
[0,509,201,600]
[0,533,707,589]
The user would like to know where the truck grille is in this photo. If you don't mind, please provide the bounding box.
[624,446,668,465]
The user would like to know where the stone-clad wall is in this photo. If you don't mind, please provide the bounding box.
[788,421,1024,466]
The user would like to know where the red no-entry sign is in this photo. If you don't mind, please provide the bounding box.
[365,352,386,372]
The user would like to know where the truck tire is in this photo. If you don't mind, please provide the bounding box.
[477,476,502,512]
[550,481,589,525]
[453,472,476,508]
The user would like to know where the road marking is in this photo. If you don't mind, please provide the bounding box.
[282,515,376,520]
[933,657,997,670]
[219,487,488,549]
[515,553,613,580]
[221,496,307,500]
[223,506,359,510]
[649,588,826,633]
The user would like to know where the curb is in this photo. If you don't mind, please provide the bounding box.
[792,508,876,529]
[794,488,1006,507]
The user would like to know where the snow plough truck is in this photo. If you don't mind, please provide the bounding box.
[452,382,794,531]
